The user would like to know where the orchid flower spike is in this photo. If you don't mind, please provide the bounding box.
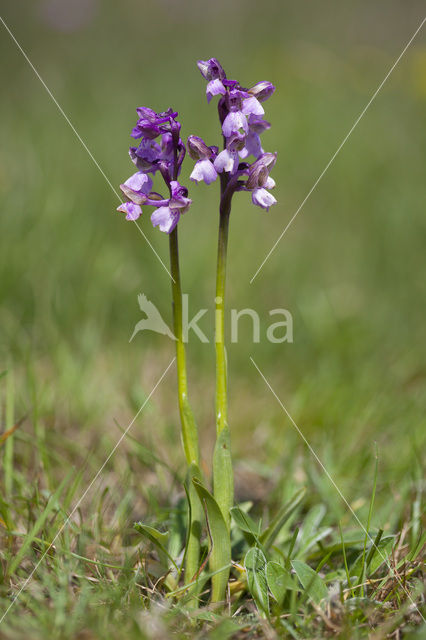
[190,58,277,212]
[117,107,192,233]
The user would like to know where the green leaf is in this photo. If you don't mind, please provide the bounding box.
[230,505,260,546]
[245,547,269,614]
[192,477,231,603]
[260,487,305,549]
[291,559,328,604]
[134,522,178,571]
[266,561,299,606]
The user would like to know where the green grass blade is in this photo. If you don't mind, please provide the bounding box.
[260,487,305,549]
[8,470,72,575]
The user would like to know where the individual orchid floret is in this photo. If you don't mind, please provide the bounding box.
[197,58,227,103]
[151,182,191,234]
[188,135,218,185]
[245,152,277,211]
[214,133,245,174]
[120,172,153,204]
[117,201,142,221]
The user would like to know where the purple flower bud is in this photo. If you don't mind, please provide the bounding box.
[256,152,277,170]
[223,79,239,89]
[151,206,179,234]
[227,132,246,152]
[251,187,277,211]
[187,135,212,160]
[131,119,161,140]
[160,133,175,163]
[136,107,158,121]
[190,159,218,185]
[117,202,142,221]
[169,180,192,213]
[129,146,156,172]
[197,58,226,81]
[247,81,276,102]
[246,163,269,190]
[120,172,153,204]
[131,138,164,173]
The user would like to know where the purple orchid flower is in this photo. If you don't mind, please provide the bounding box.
[197,58,227,103]
[187,135,218,185]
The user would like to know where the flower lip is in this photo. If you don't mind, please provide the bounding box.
[222,111,249,138]
[117,201,142,221]
[251,187,277,211]
[151,206,180,234]
[190,159,218,185]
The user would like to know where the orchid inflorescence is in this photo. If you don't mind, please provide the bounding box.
[117,58,277,605]
[117,107,191,233]
[117,57,277,231]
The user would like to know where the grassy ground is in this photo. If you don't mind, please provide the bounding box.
[0,1,425,637]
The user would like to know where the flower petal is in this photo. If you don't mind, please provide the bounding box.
[117,202,142,221]
[239,131,263,159]
[206,79,226,102]
[151,206,179,233]
[213,149,238,174]
[251,188,277,211]
[242,96,265,117]
[222,111,248,138]
[190,159,218,184]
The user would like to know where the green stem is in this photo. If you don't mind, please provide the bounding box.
[169,228,202,595]
[215,199,230,436]
[211,176,234,603]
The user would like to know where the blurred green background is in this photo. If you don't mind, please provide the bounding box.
[1,0,425,516]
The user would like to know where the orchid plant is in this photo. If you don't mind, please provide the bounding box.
[117,58,277,605]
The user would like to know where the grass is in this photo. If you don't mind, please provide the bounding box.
[0,0,426,637]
